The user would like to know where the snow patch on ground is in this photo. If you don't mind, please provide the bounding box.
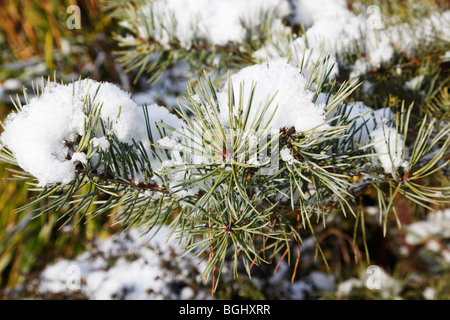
[37,226,208,300]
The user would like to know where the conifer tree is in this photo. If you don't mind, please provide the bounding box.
[0,0,448,292]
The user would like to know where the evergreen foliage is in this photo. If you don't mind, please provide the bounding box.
[0,0,448,294]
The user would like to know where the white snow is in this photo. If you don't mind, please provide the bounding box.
[127,0,291,49]
[349,10,450,79]
[0,82,86,186]
[280,146,295,165]
[337,266,402,299]
[157,136,183,151]
[2,0,449,302]
[336,278,363,296]
[323,96,408,174]
[71,152,87,165]
[87,81,183,146]
[304,14,365,59]
[91,137,110,150]
[405,209,450,245]
[423,287,435,300]
[256,0,363,77]
[370,126,405,175]
[0,79,185,186]
[331,101,395,146]
[218,58,328,133]
[293,0,351,28]
[404,75,425,91]
[287,2,450,81]
[37,226,207,300]
[254,37,340,79]
[2,78,22,91]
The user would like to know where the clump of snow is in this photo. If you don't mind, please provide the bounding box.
[253,37,340,79]
[337,266,402,299]
[280,147,295,165]
[91,137,110,150]
[323,97,408,175]
[349,11,450,79]
[218,59,328,133]
[71,152,87,165]
[0,82,86,186]
[404,75,425,91]
[2,78,22,91]
[127,0,291,49]
[0,79,185,187]
[255,1,361,78]
[423,287,436,300]
[370,127,406,175]
[402,208,450,268]
[327,97,410,177]
[405,209,450,246]
[260,2,450,82]
[157,136,183,151]
[336,278,363,297]
[90,81,183,146]
[293,0,351,28]
[329,101,395,145]
[304,14,366,59]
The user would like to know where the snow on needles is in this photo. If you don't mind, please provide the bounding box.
[130,0,291,48]
[218,59,328,133]
[0,82,85,186]
[280,147,295,165]
[294,0,351,28]
[256,0,450,81]
[0,79,185,186]
[325,99,407,175]
[371,127,407,175]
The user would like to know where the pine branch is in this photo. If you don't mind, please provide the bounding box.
[1,0,449,290]
[102,0,290,85]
